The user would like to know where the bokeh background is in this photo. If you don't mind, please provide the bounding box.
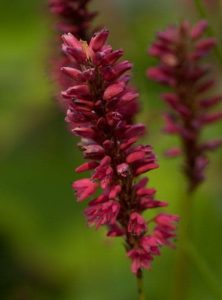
[1,0,222,299]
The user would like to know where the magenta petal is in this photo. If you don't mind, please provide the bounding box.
[103,82,125,100]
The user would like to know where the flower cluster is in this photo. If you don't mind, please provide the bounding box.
[49,0,97,103]
[147,20,222,192]
[61,29,178,275]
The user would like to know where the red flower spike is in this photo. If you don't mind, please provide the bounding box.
[147,20,222,192]
[61,29,178,275]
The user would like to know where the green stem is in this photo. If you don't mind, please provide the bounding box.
[137,271,146,300]
[184,242,222,299]
[172,191,192,300]
[193,0,222,65]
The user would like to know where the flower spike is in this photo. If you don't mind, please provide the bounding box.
[61,29,178,275]
[147,20,222,192]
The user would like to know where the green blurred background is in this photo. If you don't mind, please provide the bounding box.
[0,0,222,299]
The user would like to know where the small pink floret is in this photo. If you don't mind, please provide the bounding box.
[128,212,147,235]
[72,179,98,202]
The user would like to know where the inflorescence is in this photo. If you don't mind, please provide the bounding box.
[147,20,222,192]
[61,29,178,275]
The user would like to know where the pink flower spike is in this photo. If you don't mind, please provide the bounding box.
[72,179,98,202]
[147,20,222,191]
[60,29,178,275]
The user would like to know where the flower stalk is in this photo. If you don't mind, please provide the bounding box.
[173,191,193,300]
[137,271,146,300]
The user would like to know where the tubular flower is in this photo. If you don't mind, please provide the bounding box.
[147,20,222,192]
[49,0,97,103]
[61,28,178,275]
